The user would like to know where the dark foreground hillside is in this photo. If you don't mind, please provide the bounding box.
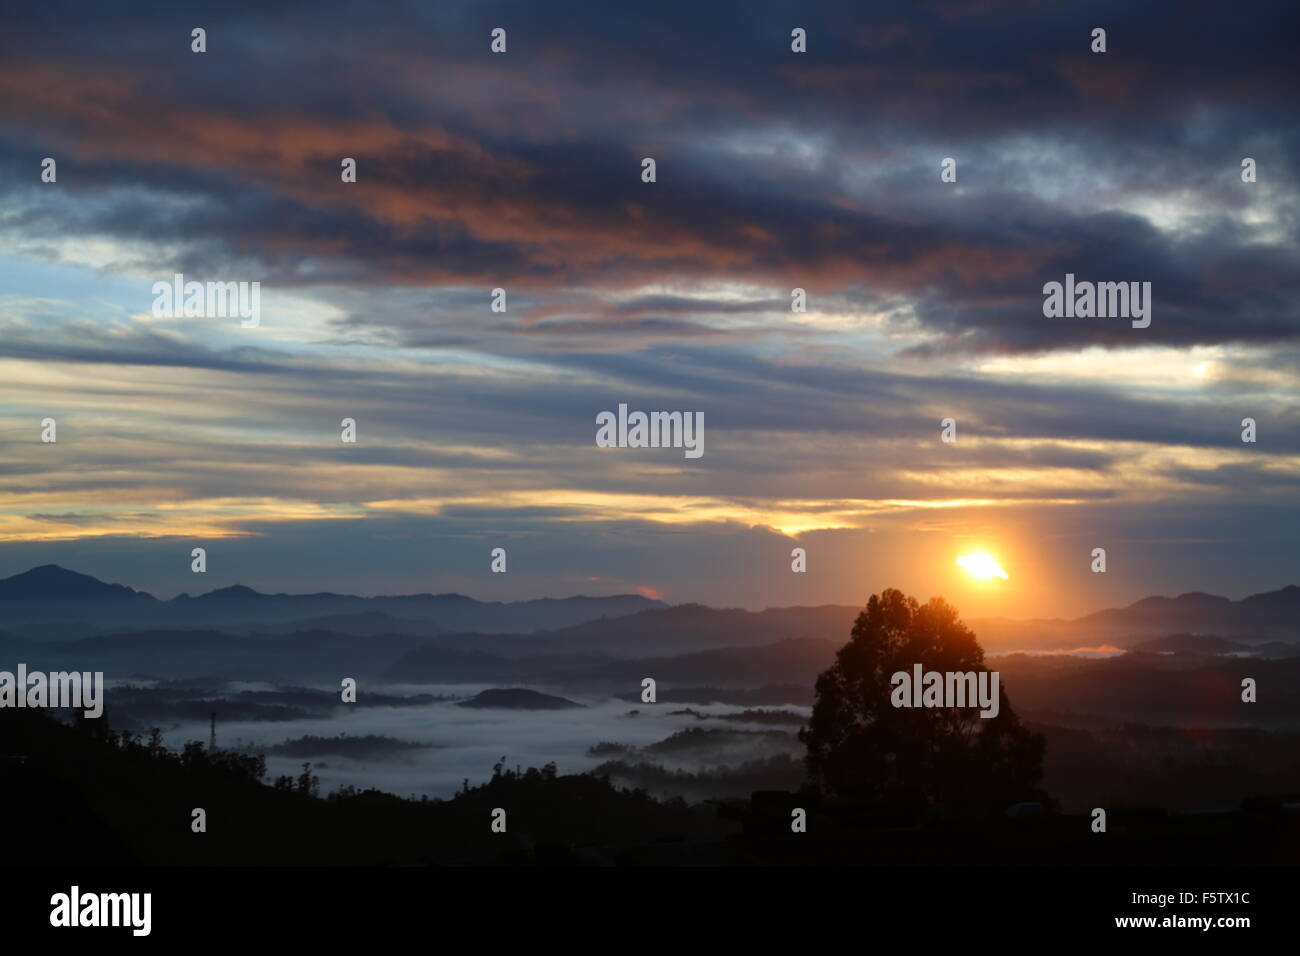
[2,707,1298,866]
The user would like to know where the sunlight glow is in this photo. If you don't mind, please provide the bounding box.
[957,551,1009,581]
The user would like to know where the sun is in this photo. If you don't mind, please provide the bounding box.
[957,551,1009,581]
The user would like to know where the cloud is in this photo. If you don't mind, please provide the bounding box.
[0,0,1296,615]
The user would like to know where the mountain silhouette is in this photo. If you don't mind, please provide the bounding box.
[0,564,155,601]
[1077,585,1300,636]
[0,565,665,638]
[3,565,1299,647]
[456,688,584,710]
[191,584,264,600]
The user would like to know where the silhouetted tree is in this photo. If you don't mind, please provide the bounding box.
[800,589,1046,816]
[296,762,320,798]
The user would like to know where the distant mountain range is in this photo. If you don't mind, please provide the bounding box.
[1,565,1298,653]
[0,565,154,602]
[0,564,665,639]
[971,585,1300,649]
[1082,586,1300,634]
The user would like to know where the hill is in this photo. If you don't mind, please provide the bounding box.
[0,564,154,602]
[456,688,584,710]
[0,565,665,639]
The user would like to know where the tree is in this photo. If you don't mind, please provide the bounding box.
[296,762,320,798]
[799,588,1046,817]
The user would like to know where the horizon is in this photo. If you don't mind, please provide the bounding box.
[2,560,1296,621]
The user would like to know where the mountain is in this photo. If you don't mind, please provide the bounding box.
[253,611,442,638]
[386,636,838,686]
[456,688,583,710]
[1077,586,1300,640]
[974,584,1300,651]
[187,584,263,600]
[164,584,664,633]
[381,643,517,682]
[0,565,665,639]
[0,565,155,602]
[557,637,838,686]
[440,604,862,658]
[3,565,1298,655]
[1241,584,1300,613]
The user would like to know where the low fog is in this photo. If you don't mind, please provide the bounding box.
[158,681,811,800]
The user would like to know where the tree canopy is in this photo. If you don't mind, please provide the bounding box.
[800,588,1046,817]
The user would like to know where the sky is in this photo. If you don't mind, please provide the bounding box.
[0,0,1297,619]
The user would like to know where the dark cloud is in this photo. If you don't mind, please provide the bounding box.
[0,0,1296,353]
